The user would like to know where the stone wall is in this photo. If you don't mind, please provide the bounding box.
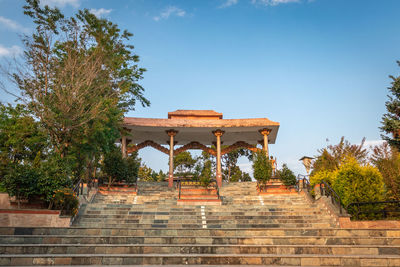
[0,209,70,227]
[0,193,11,209]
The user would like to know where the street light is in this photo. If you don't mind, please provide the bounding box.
[299,156,314,175]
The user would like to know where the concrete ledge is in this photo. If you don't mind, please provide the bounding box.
[0,209,70,227]
[339,217,400,229]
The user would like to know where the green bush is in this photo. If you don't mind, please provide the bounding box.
[102,148,139,187]
[252,151,272,184]
[278,164,297,186]
[310,169,337,187]
[333,158,386,208]
[3,164,40,207]
[38,156,72,204]
[52,188,79,216]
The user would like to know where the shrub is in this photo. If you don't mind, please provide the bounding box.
[252,151,272,184]
[102,149,139,187]
[38,156,72,204]
[3,164,40,208]
[278,164,297,186]
[333,158,386,208]
[52,188,79,216]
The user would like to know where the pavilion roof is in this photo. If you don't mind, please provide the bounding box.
[123,110,279,146]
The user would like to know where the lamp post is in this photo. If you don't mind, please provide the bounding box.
[299,156,314,175]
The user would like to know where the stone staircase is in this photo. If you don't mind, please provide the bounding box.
[0,181,399,266]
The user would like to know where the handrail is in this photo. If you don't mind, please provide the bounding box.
[178,179,182,199]
[72,179,84,197]
[320,180,343,214]
[297,174,311,192]
[346,200,400,220]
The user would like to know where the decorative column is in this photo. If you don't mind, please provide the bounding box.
[258,128,271,158]
[121,136,127,158]
[166,130,178,188]
[213,129,225,188]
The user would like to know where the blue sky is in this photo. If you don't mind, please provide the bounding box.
[0,0,399,175]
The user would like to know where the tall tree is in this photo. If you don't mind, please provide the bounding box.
[311,137,368,175]
[381,61,400,150]
[3,0,149,158]
[1,0,149,181]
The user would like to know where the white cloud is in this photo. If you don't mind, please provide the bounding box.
[0,45,22,57]
[0,16,30,33]
[219,0,239,8]
[89,8,112,18]
[40,0,80,8]
[153,6,186,22]
[251,0,301,6]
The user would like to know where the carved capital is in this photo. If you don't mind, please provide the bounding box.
[166,129,178,137]
[166,140,178,146]
[259,128,271,136]
[212,129,225,137]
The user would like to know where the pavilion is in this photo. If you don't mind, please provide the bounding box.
[121,110,280,188]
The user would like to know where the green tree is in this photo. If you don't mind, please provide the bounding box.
[252,151,272,184]
[138,164,154,182]
[102,148,139,189]
[221,148,251,182]
[370,142,400,200]
[173,151,197,176]
[381,61,400,150]
[277,164,297,186]
[0,103,48,178]
[3,164,41,208]
[2,0,149,183]
[199,160,213,188]
[311,137,368,176]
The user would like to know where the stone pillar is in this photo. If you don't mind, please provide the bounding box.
[166,130,178,188]
[213,129,225,188]
[121,136,127,158]
[258,128,271,158]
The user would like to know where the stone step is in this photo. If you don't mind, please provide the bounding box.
[1,253,399,266]
[79,214,334,221]
[3,227,399,237]
[82,213,331,219]
[179,195,219,199]
[2,235,399,245]
[1,244,399,256]
[73,222,334,229]
[76,218,334,225]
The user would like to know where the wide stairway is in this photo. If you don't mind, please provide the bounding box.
[0,181,399,266]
